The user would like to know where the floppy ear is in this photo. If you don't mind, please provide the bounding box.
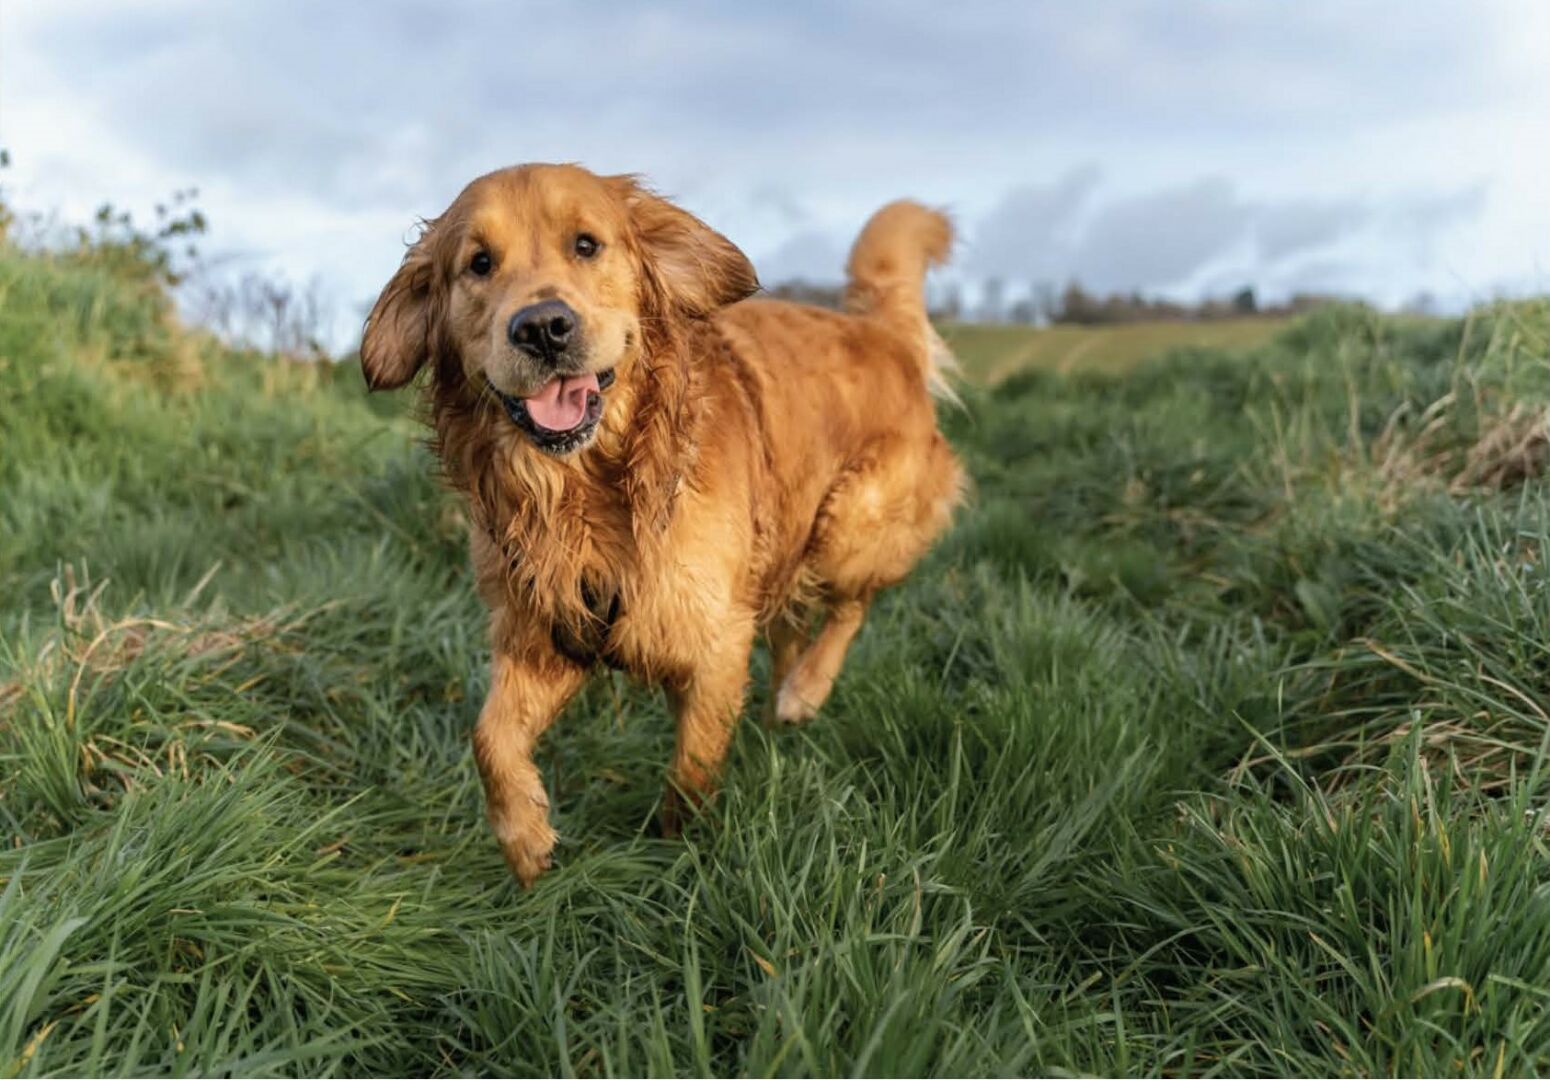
[614,179,759,317]
[361,233,436,390]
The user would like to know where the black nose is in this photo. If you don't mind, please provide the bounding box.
[508,299,577,360]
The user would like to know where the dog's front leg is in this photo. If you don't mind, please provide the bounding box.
[472,644,585,887]
[661,627,755,835]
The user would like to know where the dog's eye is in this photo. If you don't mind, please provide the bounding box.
[574,233,601,260]
[470,250,493,276]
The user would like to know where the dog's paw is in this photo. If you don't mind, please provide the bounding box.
[660,780,720,837]
[491,804,558,887]
[772,681,822,726]
[658,786,695,837]
[659,797,683,839]
[509,846,554,888]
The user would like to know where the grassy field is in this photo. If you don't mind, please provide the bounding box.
[5,240,1550,1077]
[941,317,1286,382]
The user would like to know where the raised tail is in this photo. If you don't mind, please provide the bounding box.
[843,200,959,402]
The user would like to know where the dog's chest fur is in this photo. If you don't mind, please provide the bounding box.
[470,449,733,683]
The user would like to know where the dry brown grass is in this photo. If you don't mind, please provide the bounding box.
[1354,395,1550,514]
[1,566,325,803]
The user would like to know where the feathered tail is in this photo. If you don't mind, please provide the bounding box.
[843,200,959,402]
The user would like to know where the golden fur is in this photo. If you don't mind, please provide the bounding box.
[362,163,964,884]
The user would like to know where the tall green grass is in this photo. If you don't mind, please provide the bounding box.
[4,241,1550,1075]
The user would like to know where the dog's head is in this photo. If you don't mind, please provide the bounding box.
[361,163,758,455]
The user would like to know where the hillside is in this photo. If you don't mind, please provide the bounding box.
[5,242,1550,1075]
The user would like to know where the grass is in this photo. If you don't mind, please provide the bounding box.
[4,239,1550,1075]
[941,317,1286,382]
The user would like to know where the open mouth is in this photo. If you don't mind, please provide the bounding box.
[492,369,615,454]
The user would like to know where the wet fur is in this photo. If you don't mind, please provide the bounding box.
[362,163,964,885]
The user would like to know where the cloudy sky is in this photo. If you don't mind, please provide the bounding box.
[3,0,1548,343]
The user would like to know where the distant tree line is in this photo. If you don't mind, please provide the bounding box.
[765,276,1343,325]
[1028,282,1338,325]
[764,280,848,309]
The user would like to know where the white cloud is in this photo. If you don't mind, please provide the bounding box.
[2,0,1547,344]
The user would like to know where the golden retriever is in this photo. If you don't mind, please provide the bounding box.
[362,163,963,885]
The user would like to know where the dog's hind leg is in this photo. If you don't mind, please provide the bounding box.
[774,433,964,726]
[763,610,812,723]
[772,597,869,725]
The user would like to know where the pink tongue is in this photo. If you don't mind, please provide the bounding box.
[523,372,600,432]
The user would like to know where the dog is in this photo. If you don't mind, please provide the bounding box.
[361,163,964,885]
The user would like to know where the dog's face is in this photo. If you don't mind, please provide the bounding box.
[361,164,759,455]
